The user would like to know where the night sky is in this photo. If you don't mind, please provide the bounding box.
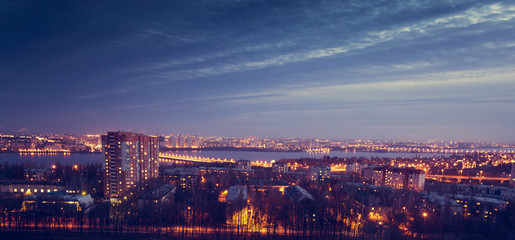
[1,0,515,141]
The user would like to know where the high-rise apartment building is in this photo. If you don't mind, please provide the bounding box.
[178,135,185,148]
[186,135,193,148]
[168,134,177,148]
[102,131,159,199]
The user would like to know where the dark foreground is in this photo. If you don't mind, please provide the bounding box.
[0,230,381,240]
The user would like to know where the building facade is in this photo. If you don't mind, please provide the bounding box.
[363,166,384,185]
[0,180,67,194]
[236,160,252,170]
[102,131,159,199]
[511,163,515,186]
[308,165,331,182]
[22,193,94,214]
[272,162,289,173]
[346,163,368,175]
[363,166,425,192]
[137,184,176,212]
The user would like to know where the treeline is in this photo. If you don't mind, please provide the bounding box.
[1,163,105,198]
[2,164,515,239]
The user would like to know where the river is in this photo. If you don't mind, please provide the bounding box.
[0,150,453,167]
[2,148,514,167]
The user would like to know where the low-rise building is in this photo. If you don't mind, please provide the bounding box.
[285,185,314,202]
[424,192,463,217]
[363,166,383,185]
[22,192,94,214]
[162,167,199,189]
[346,163,368,175]
[272,162,289,173]
[0,180,68,194]
[226,185,248,202]
[308,165,331,182]
[246,179,289,194]
[236,160,252,170]
[138,184,176,211]
[423,192,507,220]
[362,166,425,192]
[25,169,51,181]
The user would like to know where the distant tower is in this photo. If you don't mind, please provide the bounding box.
[102,131,159,199]
[192,135,199,148]
[186,135,193,148]
[178,135,185,148]
[169,134,177,148]
[159,136,165,149]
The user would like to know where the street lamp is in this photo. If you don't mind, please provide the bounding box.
[422,212,428,225]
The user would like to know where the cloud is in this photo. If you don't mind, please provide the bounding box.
[74,1,515,102]
[128,2,515,85]
[116,100,171,110]
[214,67,515,108]
[128,43,282,73]
[3,0,515,140]
[144,30,201,43]
[78,88,135,99]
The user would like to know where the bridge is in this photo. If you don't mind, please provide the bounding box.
[426,174,511,184]
[159,153,235,164]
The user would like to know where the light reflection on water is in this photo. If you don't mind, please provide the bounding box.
[162,150,450,162]
[0,153,103,167]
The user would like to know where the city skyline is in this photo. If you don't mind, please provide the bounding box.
[2,130,515,145]
[2,129,515,240]
[1,1,515,141]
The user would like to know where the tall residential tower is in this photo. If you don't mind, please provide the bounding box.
[102,131,159,199]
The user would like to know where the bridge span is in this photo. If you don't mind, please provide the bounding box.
[159,153,235,164]
[426,174,511,183]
